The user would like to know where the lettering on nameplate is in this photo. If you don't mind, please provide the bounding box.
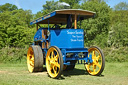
[67,30,83,42]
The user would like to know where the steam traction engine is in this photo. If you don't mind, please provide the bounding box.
[27,9,105,78]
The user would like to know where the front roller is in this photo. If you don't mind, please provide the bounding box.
[46,46,63,79]
[27,45,43,72]
[85,46,105,76]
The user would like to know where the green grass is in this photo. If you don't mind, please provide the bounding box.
[0,62,128,85]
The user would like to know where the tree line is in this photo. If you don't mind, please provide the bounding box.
[0,0,128,63]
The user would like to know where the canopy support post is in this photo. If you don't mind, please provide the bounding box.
[36,23,38,31]
[48,20,49,31]
[74,14,77,29]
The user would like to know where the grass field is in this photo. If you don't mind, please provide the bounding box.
[0,62,128,85]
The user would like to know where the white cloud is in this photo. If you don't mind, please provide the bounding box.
[58,2,70,7]
[15,0,21,9]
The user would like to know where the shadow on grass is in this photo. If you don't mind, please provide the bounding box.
[63,68,88,77]
[41,67,104,80]
[97,74,104,77]
[59,68,105,80]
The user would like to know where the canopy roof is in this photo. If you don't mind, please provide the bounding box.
[30,9,96,25]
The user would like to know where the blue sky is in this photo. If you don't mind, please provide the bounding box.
[0,0,128,14]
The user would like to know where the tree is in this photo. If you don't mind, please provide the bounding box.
[34,11,43,19]
[110,10,128,25]
[42,1,58,15]
[59,0,81,8]
[42,0,70,15]
[82,0,107,3]
[114,2,128,10]
[0,3,18,13]
[0,4,34,48]
[108,23,128,47]
[81,1,111,47]
[108,10,128,47]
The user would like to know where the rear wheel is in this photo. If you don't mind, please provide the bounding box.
[85,46,105,76]
[27,45,43,72]
[46,46,63,79]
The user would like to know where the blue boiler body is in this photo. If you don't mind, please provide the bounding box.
[33,28,93,65]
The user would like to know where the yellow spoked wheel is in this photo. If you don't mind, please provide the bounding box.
[85,46,105,76]
[27,46,35,72]
[46,46,63,79]
[27,45,43,72]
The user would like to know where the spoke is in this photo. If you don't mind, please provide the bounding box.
[55,62,60,68]
[95,62,101,69]
[93,64,96,73]
[47,56,51,61]
[31,56,34,61]
[53,66,57,74]
[30,61,34,67]
[97,55,101,60]
[30,51,33,55]
[50,66,53,71]
[54,55,59,61]
[31,60,34,64]
[89,63,93,67]
[86,63,92,71]
[88,69,92,73]
[95,55,101,61]
[92,51,96,59]
[55,55,59,59]
[28,54,32,58]
[86,64,91,72]
[50,61,54,65]
[55,66,57,71]
[51,51,55,59]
